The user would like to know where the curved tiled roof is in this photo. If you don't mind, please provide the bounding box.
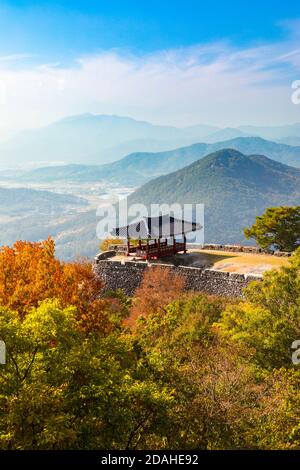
[111,214,201,239]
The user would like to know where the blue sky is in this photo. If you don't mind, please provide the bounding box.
[0,1,299,61]
[0,1,300,135]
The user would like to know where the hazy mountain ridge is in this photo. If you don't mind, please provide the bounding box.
[203,127,250,143]
[16,136,300,187]
[2,113,300,169]
[276,136,300,146]
[0,114,219,168]
[238,123,300,141]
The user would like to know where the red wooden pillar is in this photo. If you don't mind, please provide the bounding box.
[183,234,187,254]
[127,238,130,256]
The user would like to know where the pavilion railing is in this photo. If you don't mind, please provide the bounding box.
[135,242,185,258]
[115,241,186,258]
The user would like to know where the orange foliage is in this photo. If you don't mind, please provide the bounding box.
[126,265,185,328]
[0,238,113,333]
[100,238,124,252]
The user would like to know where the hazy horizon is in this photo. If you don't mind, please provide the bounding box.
[2,112,300,146]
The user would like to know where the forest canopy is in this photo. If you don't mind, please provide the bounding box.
[0,239,300,449]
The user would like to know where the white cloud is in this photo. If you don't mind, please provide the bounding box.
[0,53,34,62]
[0,32,300,137]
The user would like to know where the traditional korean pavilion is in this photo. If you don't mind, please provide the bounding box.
[111,214,201,260]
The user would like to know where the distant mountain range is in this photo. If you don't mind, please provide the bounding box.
[203,127,250,143]
[276,136,300,146]
[2,121,300,259]
[15,136,300,187]
[238,123,300,141]
[0,114,218,168]
[2,147,300,258]
[1,113,300,168]
[128,149,300,245]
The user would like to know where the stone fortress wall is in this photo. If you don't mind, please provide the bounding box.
[94,255,261,298]
[94,243,291,298]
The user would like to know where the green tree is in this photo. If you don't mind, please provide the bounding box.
[218,247,300,370]
[244,206,300,252]
[134,294,263,449]
[133,287,300,449]
[0,299,174,449]
[251,369,300,450]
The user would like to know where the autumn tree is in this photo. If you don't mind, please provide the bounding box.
[244,206,300,252]
[127,265,185,327]
[0,238,122,333]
